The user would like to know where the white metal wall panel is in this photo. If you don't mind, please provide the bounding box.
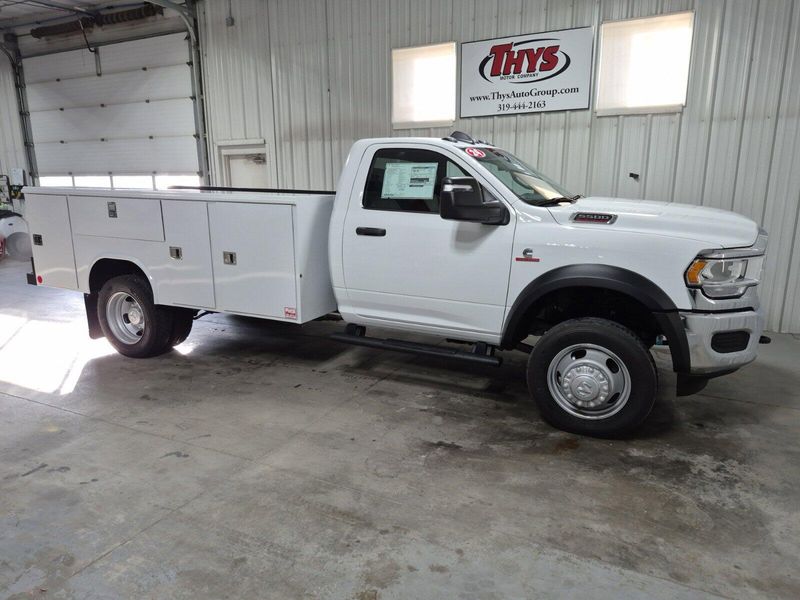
[23,32,198,176]
[198,0,278,185]
[26,66,192,111]
[24,34,193,82]
[701,0,758,212]
[731,0,793,223]
[34,138,198,175]
[761,2,800,333]
[0,59,26,176]
[198,0,800,332]
[24,47,98,82]
[267,0,333,189]
[30,99,196,142]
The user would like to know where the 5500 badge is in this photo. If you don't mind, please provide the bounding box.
[460,27,593,118]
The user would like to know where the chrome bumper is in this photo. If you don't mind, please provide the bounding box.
[681,306,765,375]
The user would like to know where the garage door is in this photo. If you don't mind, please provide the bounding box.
[23,33,200,189]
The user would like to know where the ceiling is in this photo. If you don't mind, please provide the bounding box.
[0,1,111,27]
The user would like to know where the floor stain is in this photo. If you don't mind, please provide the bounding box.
[160,451,190,459]
[20,463,48,477]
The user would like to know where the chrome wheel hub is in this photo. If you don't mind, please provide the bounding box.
[547,344,631,420]
[106,292,146,345]
[127,307,143,326]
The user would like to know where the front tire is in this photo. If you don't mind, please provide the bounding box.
[98,275,174,358]
[527,317,657,438]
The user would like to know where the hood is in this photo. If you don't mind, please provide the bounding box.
[545,197,758,249]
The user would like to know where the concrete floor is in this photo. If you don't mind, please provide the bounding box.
[0,259,798,600]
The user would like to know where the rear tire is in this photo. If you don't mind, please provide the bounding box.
[527,317,657,438]
[168,308,195,347]
[98,275,174,358]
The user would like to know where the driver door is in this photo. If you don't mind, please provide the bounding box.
[341,144,516,340]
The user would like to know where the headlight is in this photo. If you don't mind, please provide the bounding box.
[685,229,767,299]
[685,258,755,298]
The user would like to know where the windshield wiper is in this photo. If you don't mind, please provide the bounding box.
[536,194,582,207]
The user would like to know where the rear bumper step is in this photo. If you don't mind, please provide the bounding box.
[331,329,502,367]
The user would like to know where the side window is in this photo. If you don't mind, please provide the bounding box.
[363,148,467,213]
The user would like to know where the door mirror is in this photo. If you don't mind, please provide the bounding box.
[440,177,509,225]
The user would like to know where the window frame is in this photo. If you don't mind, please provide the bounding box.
[391,41,458,129]
[595,11,695,117]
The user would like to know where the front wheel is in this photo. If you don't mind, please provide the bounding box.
[527,317,657,438]
[98,275,174,358]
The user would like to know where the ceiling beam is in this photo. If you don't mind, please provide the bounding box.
[13,0,96,17]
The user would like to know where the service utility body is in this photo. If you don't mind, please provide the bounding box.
[24,132,769,437]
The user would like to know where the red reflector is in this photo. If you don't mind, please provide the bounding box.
[37,275,43,284]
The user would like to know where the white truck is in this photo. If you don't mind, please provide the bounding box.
[23,132,769,437]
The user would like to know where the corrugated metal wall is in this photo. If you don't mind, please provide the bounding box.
[0,58,26,180]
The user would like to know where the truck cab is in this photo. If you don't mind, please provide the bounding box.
[23,131,768,437]
[329,132,767,435]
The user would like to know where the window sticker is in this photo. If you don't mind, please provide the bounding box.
[381,162,438,199]
[465,147,486,158]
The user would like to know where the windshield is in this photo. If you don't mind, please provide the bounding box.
[466,147,575,205]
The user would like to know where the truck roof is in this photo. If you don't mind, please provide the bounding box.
[354,136,493,149]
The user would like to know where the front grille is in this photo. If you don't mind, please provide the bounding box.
[711,331,750,353]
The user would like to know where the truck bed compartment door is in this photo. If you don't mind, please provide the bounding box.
[68,195,164,241]
[159,200,215,308]
[25,193,78,290]
[208,202,297,318]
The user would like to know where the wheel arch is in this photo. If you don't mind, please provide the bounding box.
[88,257,151,294]
[501,264,690,372]
[84,258,152,340]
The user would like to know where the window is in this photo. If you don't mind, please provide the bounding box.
[38,174,196,190]
[113,175,154,190]
[392,42,457,128]
[363,148,466,213]
[596,11,694,115]
[39,176,73,187]
[155,174,201,190]
[466,148,574,205]
[74,175,112,188]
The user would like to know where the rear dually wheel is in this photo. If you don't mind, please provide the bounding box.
[98,274,174,358]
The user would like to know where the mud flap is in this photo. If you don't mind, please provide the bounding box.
[676,369,738,397]
[84,293,103,339]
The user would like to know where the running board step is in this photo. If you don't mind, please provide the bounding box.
[330,331,502,367]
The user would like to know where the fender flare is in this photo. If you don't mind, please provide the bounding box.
[501,264,690,372]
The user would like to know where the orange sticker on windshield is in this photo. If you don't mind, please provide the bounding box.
[465,147,486,158]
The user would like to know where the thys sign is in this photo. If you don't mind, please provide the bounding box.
[460,27,593,117]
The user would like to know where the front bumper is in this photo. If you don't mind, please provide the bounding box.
[681,306,765,375]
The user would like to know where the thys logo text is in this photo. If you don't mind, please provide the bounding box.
[479,38,571,83]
